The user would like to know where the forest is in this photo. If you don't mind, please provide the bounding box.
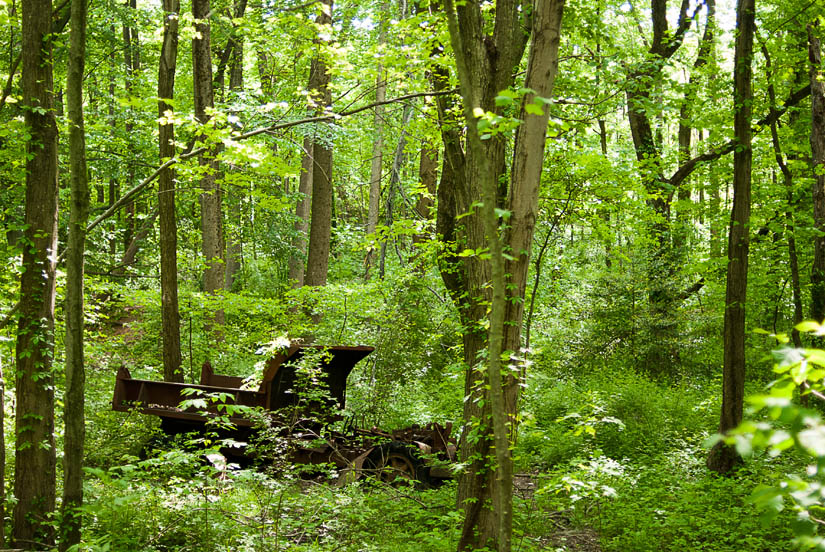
[2,0,825,550]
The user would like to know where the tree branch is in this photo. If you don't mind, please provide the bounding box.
[668,84,811,190]
[82,88,457,242]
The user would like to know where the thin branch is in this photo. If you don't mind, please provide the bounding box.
[82,88,457,243]
[668,84,811,190]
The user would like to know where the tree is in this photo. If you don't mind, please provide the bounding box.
[761,39,805,349]
[304,0,334,289]
[61,0,89,546]
[364,0,388,280]
[438,0,565,548]
[289,137,313,288]
[810,21,825,324]
[193,0,226,327]
[14,0,59,546]
[623,0,709,370]
[707,0,755,475]
[224,0,247,291]
[158,0,184,382]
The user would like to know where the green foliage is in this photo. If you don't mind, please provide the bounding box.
[81,450,464,552]
[718,323,825,550]
[585,457,797,552]
[519,367,717,468]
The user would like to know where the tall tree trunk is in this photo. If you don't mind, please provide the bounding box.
[14,0,58,546]
[624,0,701,372]
[289,137,313,287]
[304,0,334,288]
[378,104,414,279]
[439,1,565,549]
[674,0,714,254]
[810,22,825,323]
[107,39,118,259]
[707,0,755,475]
[224,0,247,291]
[193,0,225,327]
[412,142,437,250]
[364,0,388,280]
[61,0,89,547]
[763,42,804,348]
[158,0,183,382]
[121,0,140,257]
[708,132,722,258]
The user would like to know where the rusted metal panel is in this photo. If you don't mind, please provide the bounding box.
[261,345,373,411]
[200,362,244,388]
[112,344,456,482]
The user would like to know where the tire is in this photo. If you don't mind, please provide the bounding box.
[364,441,431,487]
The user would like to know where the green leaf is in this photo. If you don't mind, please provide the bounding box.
[796,321,823,334]
[495,95,514,107]
[525,103,544,116]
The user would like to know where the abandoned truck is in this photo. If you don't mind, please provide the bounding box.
[112,344,456,484]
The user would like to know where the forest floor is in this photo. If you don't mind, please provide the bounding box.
[550,528,602,552]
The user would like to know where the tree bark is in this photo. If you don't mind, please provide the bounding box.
[224,0,247,291]
[193,0,226,327]
[14,0,58,546]
[439,1,565,549]
[364,0,388,280]
[624,0,701,372]
[674,0,715,254]
[304,0,334,288]
[289,136,313,287]
[158,0,183,382]
[707,0,755,475]
[121,0,140,257]
[61,0,88,547]
[809,22,825,323]
[412,143,437,249]
[763,41,804,348]
[378,104,413,278]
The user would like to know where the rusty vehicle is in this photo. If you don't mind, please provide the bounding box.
[112,344,456,484]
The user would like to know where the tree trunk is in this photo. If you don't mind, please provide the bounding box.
[304,0,334,288]
[121,0,140,259]
[158,0,183,382]
[289,136,313,287]
[379,104,413,279]
[193,0,226,327]
[708,132,722,258]
[305,137,333,287]
[61,0,89,547]
[810,22,825,323]
[763,42,804,348]
[674,0,714,254]
[412,143,437,249]
[224,0,247,291]
[107,43,118,259]
[113,209,159,276]
[624,0,702,372]
[707,0,755,475]
[364,0,388,280]
[14,0,58,546]
[439,1,565,549]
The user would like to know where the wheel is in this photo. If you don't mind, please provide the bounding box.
[364,442,430,487]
